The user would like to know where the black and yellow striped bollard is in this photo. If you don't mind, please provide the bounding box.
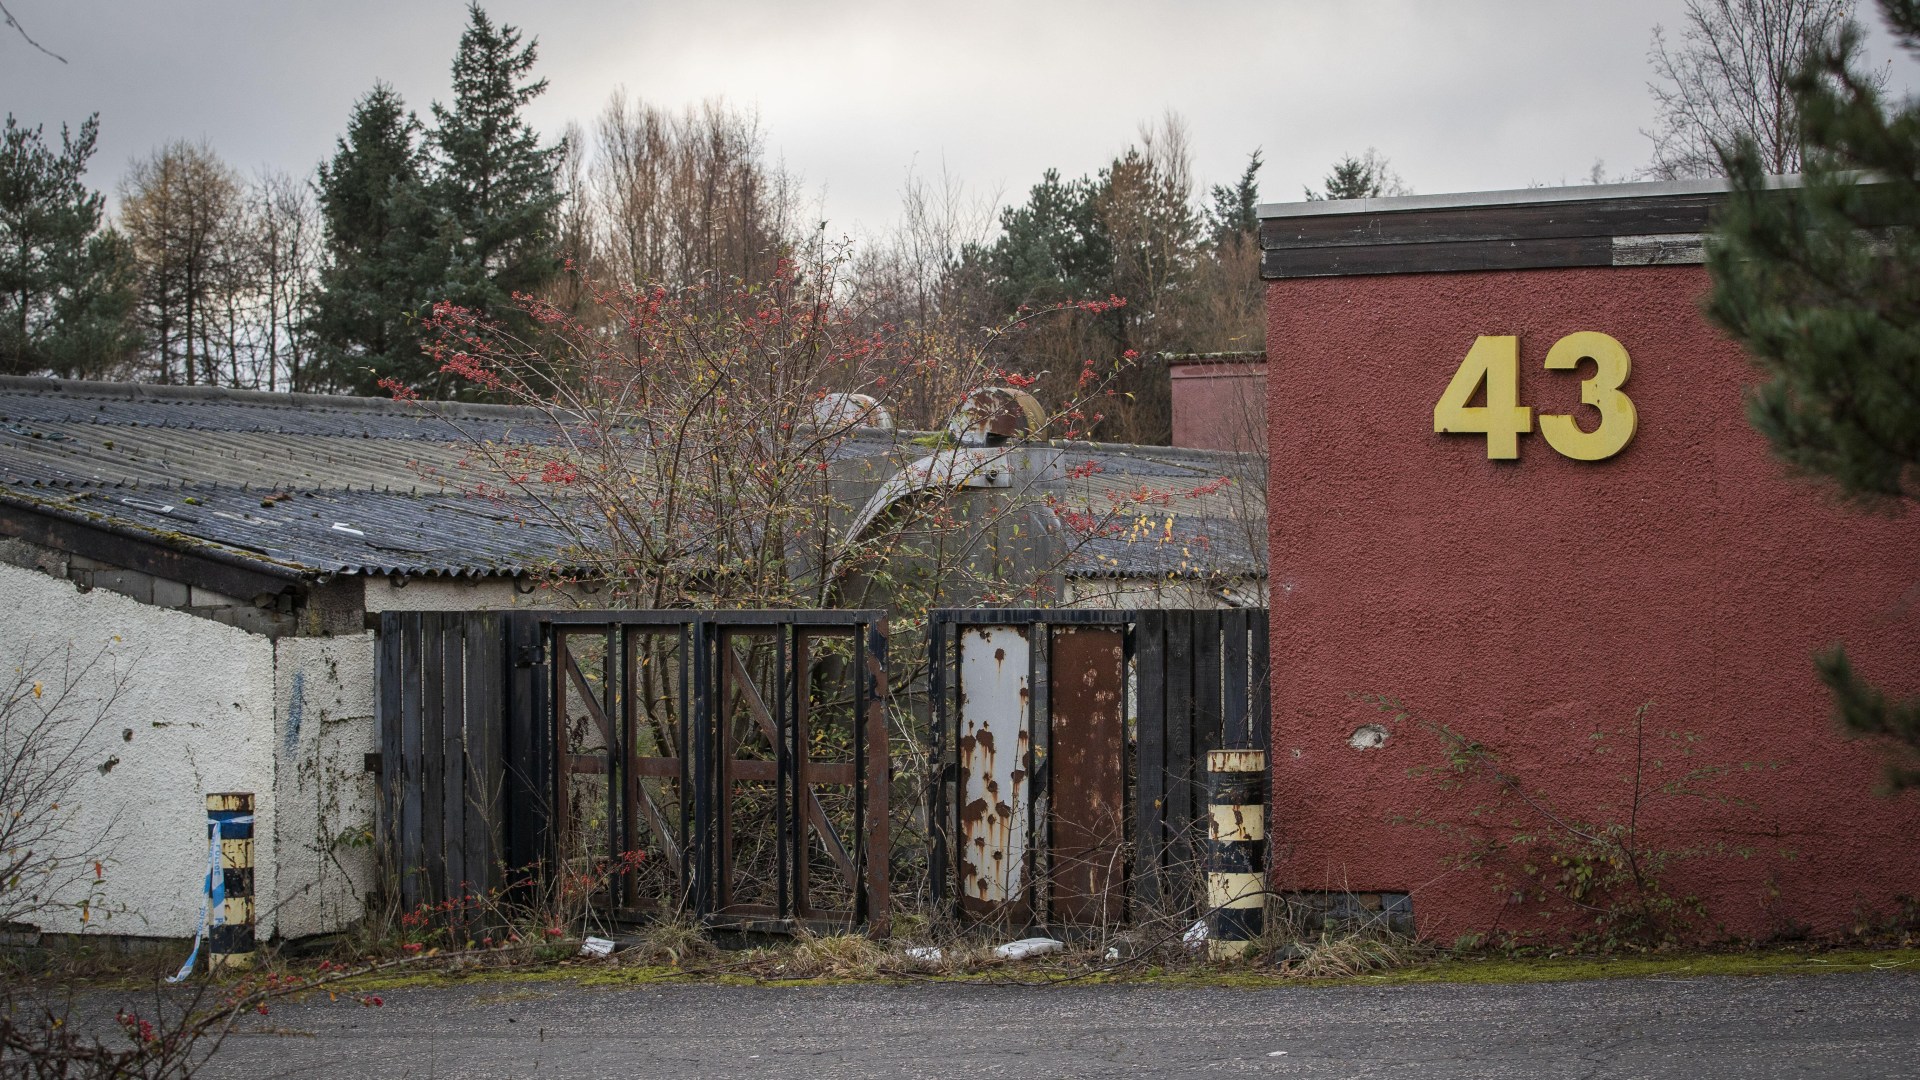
[1205,749,1266,960]
[207,793,256,971]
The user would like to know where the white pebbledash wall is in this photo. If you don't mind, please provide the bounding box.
[2,562,381,942]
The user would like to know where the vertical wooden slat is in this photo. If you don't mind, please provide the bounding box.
[420,612,446,906]
[683,622,698,907]
[551,631,575,891]
[1252,610,1271,757]
[620,628,641,911]
[792,632,811,918]
[773,628,789,919]
[601,626,619,904]
[864,618,891,935]
[689,620,712,916]
[1222,610,1250,750]
[1133,609,1166,912]
[441,616,467,905]
[715,631,734,912]
[927,619,947,910]
[464,613,497,900]
[502,614,538,884]
[1193,609,1225,817]
[398,613,424,912]
[1252,609,1272,852]
[1163,609,1195,893]
[851,626,867,924]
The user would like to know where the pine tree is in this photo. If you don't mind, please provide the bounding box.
[1305,148,1407,201]
[1706,0,1920,790]
[425,3,563,347]
[309,84,440,394]
[0,113,136,377]
[979,168,1110,309]
[1206,150,1263,247]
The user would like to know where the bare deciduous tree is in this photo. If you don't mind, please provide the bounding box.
[246,170,321,392]
[1644,0,1872,179]
[120,142,243,386]
[121,149,321,391]
[850,162,1001,429]
[583,91,799,291]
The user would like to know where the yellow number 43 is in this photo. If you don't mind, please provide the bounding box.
[1433,332,1637,461]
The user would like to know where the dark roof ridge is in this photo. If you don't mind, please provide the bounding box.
[0,375,545,423]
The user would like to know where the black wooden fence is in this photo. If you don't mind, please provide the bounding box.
[377,611,508,913]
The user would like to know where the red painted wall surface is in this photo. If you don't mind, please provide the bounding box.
[1265,264,1920,943]
[1170,362,1267,453]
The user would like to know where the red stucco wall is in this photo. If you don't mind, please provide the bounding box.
[1170,362,1267,453]
[1265,264,1920,944]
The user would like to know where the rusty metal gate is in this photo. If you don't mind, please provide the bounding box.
[927,608,1268,927]
[379,609,890,932]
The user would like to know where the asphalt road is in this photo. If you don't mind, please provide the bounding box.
[190,970,1920,1079]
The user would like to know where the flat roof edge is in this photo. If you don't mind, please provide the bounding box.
[1257,175,1802,220]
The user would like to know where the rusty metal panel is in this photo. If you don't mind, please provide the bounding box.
[957,625,1031,915]
[1049,626,1127,925]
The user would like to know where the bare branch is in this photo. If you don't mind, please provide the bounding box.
[0,1,66,64]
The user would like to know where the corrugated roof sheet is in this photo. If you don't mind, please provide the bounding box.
[12,483,586,578]
[0,377,1265,581]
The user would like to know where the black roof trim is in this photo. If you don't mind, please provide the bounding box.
[1255,177,1805,280]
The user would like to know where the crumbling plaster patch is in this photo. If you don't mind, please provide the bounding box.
[271,633,378,940]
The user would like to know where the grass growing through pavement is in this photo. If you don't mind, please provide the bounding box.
[315,942,1920,993]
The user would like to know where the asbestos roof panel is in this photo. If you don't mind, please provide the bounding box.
[0,424,487,492]
[18,483,592,578]
[0,379,555,443]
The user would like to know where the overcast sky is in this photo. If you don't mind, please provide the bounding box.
[5,0,1918,238]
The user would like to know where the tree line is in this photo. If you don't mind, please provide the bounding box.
[3,0,1884,440]
[0,1,1406,441]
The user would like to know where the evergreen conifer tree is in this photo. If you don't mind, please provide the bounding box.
[310,84,440,395]
[981,168,1111,309]
[1206,150,1263,246]
[425,3,563,347]
[1707,0,1920,790]
[0,113,136,376]
[1305,149,1407,201]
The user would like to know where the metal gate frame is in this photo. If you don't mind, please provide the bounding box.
[382,609,890,933]
[524,610,891,932]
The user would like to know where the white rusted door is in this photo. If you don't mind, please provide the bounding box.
[956,626,1031,913]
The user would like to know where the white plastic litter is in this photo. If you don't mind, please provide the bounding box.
[1268,1051,1289,1057]
[904,946,944,961]
[993,937,1064,961]
[1182,919,1210,950]
[579,936,615,959]
[1104,946,1121,960]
